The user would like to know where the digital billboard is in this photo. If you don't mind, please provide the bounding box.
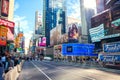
[0,26,8,46]
[62,43,97,56]
[50,25,61,46]
[103,42,120,53]
[7,26,14,40]
[0,18,14,27]
[38,37,46,47]
[67,23,81,43]
[89,24,104,42]
[1,0,9,17]
[111,18,120,30]
[0,18,15,41]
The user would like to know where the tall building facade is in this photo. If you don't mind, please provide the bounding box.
[8,0,14,21]
[90,0,120,51]
[35,11,42,35]
[0,0,14,21]
[80,0,95,43]
[0,0,15,54]
[96,0,104,13]
[43,0,66,47]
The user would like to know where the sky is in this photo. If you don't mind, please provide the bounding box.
[13,0,96,54]
[14,0,43,50]
[13,0,81,50]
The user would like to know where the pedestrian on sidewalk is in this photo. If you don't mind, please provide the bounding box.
[1,54,6,69]
[0,56,5,80]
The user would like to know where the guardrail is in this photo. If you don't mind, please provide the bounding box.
[4,60,24,80]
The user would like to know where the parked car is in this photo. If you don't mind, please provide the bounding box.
[44,57,52,61]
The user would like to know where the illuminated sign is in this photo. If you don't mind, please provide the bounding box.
[62,43,96,56]
[38,37,46,47]
[0,18,15,41]
[0,18,14,27]
[89,24,104,42]
[1,0,9,17]
[7,27,14,40]
[111,18,120,30]
[67,46,73,52]
[0,26,8,46]
[104,42,120,53]
[68,23,80,43]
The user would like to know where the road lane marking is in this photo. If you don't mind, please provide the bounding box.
[40,61,96,80]
[31,61,52,80]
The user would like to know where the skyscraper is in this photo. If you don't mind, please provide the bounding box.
[0,0,14,21]
[35,11,42,34]
[8,0,14,21]
[80,0,95,43]
[0,0,15,54]
[43,0,66,47]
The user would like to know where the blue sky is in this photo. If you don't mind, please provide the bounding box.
[14,0,81,49]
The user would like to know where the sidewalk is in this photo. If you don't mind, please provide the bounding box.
[53,60,102,68]
[51,60,120,74]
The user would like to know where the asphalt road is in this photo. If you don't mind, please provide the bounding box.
[18,60,120,80]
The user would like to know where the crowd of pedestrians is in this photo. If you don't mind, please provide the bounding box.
[0,51,22,80]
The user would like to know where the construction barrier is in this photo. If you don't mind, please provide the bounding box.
[4,60,24,80]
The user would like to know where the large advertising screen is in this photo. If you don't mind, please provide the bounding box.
[67,23,81,43]
[0,18,15,41]
[0,26,8,46]
[1,0,9,17]
[89,24,104,42]
[38,37,46,47]
[91,8,120,40]
[103,42,120,53]
[50,25,62,46]
[7,26,14,40]
[111,18,120,33]
[62,43,97,56]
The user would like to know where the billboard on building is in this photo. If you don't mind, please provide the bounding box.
[0,18,14,42]
[91,6,120,41]
[50,25,61,46]
[67,23,81,43]
[1,0,9,17]
[38,37,46,47]
[103,42,120,53]
[62,43,97,56]
[0,26,7,46]
[7,26,14,40]
[89,24,104,42]
[111,18,120,33]
[60,33,68,43]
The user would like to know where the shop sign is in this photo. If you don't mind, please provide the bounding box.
[1,0,9,17]
[104,42,120,53]
[0,26,8,46]
[0,18,14,27]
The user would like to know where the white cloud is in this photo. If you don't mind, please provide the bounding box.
[67,0,81,19]
[14,2,20,11]
[14,15,33,51]
[14,15,32,32]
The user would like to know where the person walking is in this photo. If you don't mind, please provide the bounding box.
[0,56,5,80]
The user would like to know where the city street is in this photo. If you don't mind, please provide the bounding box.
[18,61,120,80]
